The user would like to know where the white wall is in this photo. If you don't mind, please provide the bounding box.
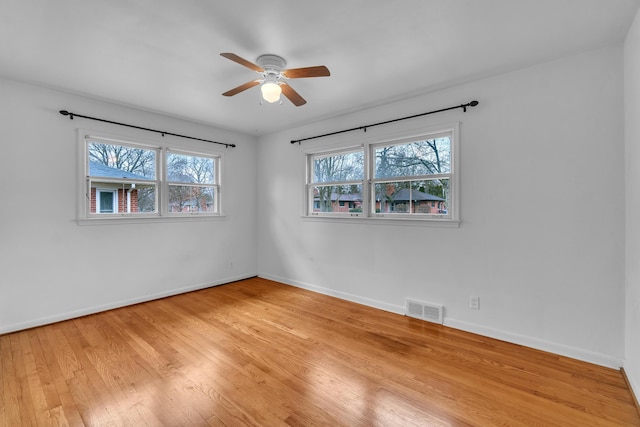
[625,7,640,399]
[257,46,626,368]
[0,78,259,334]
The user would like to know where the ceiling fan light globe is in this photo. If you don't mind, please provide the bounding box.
[261,82,282,103]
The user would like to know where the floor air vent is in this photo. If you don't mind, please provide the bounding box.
[406,299,444,324]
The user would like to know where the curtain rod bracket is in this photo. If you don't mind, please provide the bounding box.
[58,110,236,148]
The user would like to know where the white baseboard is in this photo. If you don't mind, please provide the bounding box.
[0,273,257,335]
[624,359,640,407]
[444,318,623,369]
[259,273,624,370]
[259,273,406,315]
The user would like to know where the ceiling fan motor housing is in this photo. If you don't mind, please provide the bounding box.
[257,54,287,74]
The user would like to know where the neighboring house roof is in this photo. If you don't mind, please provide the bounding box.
[89,161,149,180]
[333,193,362,202]
[314,192,363,202]
[390,188,445,202]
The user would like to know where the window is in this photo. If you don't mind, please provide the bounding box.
[87,139,158,216]
[96,189,117,213]
[80,132,221,220]
[308,148,364,216]
[306,125,458,222]
[372,133,453,217]
[167,150,218,214]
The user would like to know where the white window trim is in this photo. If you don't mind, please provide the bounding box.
[76,129,226,225]
[303,122,460,226]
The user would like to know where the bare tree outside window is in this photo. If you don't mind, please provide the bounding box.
[375,138,450,178]
[88,142,156,179]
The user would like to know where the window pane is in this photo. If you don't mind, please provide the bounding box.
[167,153,215,184]
[88,142,156,179]
[313,151,364,183]
[312,184,363,213]
[136,186,157,213]
[168,185,216,213]
[375,137,451,179]
[373,179,449,214]
[99,191,114,213]
[90,181,157,214]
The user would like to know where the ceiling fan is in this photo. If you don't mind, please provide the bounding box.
[220,52,330,106]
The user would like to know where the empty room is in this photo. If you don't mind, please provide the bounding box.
[1,1,640,425]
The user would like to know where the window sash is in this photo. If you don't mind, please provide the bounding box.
[166,149,220,215]
[166,150,217,185]
[309,147,365,184]
[371,178,450,217]
[308,183,364,216]
[167,184,219,214]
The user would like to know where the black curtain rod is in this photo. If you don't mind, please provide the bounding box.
[290,100,479,145]
[59,110,236,148]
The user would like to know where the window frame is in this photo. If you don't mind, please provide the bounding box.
[304,123,460,225]
[77,129,224,224]
[306,145,367,218]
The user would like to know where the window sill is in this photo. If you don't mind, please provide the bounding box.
[301,215,460,228]
[76,214,226,226]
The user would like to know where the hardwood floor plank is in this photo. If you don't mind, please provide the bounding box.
[35,327,87,427]
[27,329,60,412]
[2,277,639,426]
[1,333,21,426]
[22,330,63,427]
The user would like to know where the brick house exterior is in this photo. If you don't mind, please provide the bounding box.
[90,187,139,213]
[314,187,446,214]
[89,161,145,214]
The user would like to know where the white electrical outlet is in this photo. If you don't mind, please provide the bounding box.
[469,296,480,310]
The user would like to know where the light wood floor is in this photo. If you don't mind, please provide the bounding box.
[1,277,639,426]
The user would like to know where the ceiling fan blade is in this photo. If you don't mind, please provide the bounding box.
[280,83,307,106]
[283,66,330,79]
[222,80,261,97]
[220,53,264,73]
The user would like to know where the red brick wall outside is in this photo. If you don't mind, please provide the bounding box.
[313,200,445,213]
[376,200,445,214]
[90,188,96,213]
[90,188,139,213]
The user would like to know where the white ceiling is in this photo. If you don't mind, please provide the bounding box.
[1,0,638,136]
